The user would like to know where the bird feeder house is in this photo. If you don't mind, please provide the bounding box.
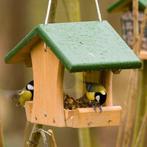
[5,21,141,128]
[108,0,147,60]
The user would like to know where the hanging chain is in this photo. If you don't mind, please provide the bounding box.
[94,0,102,21]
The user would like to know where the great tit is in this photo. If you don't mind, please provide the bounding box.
[86,83,107,112]
[14,80,34,107]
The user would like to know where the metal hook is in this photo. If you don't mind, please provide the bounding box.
[29,128,57,147]
[33,129,48,147]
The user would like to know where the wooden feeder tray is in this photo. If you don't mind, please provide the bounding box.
[25,102,122,128]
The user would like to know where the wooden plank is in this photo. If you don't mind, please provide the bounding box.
[25,102,122,128]
[65,106,122,128]
[30,41,65,127]
[102,71,113,106]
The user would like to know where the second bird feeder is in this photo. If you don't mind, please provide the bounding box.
[108,0,147,60]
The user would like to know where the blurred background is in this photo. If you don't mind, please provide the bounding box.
[0,0,141,147]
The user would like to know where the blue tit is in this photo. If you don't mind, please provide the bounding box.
[16,80,34,107]
[86,83,107,112]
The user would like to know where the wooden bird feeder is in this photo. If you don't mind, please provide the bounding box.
[5,21,141,128]
[108,0,147,60]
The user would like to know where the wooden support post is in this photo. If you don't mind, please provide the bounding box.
[104,71,113,106]
[31,41,65,126]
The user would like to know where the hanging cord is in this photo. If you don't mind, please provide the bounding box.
[95,0,102,21]
[44,0,52,50]
[45,0,52,24]
[43,0,102,49]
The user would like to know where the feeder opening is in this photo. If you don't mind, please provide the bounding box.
[63,70,107,110]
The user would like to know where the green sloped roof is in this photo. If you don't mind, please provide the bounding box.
[108,0,147,12]
[5,21,141,72]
